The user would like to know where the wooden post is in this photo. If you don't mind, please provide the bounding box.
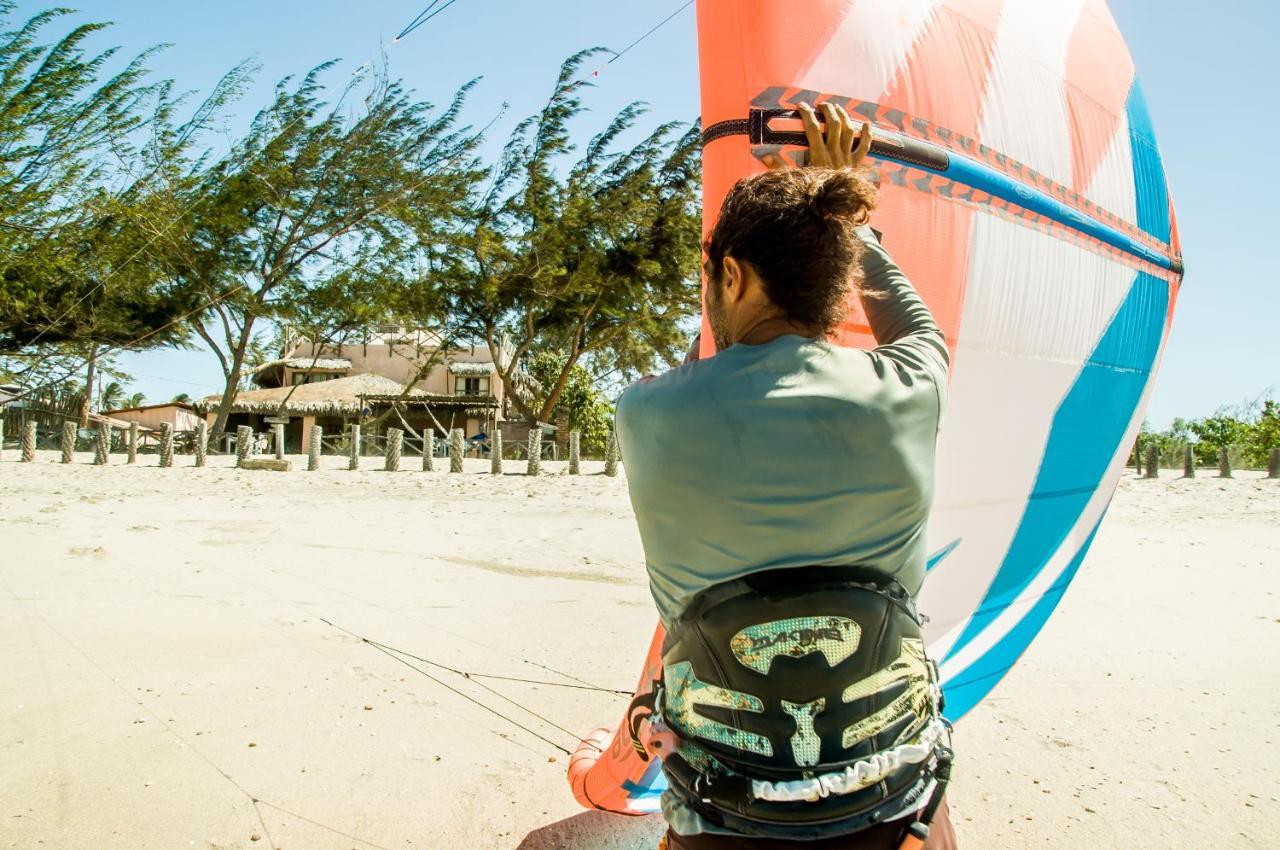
[385,428,403,472]
[490,430,503,475]
[1217,446,1232,479]
[422,431,434,472]
[1268,448,1280,480]
[61,421,76,464]
[0,420,4,461]
[308,425,322,471]
[1133,436,1142,476]
[21,422,36,462]
[348,424,361,471]
[195,422,208,467]
[236,425,252,468]
[94,423,109,465]
[527,428,541,476]
[159,423,174,468]
[1142,444,1158,479]
[128,421,139,464]
[604,428,620,478]
[569,430,581,475]
[449,428,464,473]
[273,423,285,460]
[1182,445,1195,478]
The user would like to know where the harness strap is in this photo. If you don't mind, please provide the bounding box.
[626,681,662,760]
[897,742,954,850]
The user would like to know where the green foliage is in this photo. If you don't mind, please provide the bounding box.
[1139,397,1277,470]
[526,351,613,455]
[99,380,125,411]
[186,64,485,439]
[1240,400,1280,467]
[0,4,247,353]
[449,50,702,424]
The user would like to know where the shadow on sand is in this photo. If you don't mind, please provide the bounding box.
[515,810,665,850]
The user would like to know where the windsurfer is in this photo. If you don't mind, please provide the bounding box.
[615,102,959,850]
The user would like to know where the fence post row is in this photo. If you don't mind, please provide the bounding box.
[348,424,361,471]
[385,428,403,472]
[1182,445,1195,478]
[1217,446,1232,479]
[308,425,322,471]
[159,423,174,468]
[236,425,252,468]
[491,430,503,475]
[604,428,620,478]
[527,428,541,477]
[449,428,464,473]
[422,431,434,472]
[94,423,109,466]
[195,422,208,468]
[569,430,580,475]
[61,421,76,464]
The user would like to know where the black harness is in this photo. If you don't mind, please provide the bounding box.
[632,566,953,841]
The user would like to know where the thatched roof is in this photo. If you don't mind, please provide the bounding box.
[252,357,352,374]
[196,374,423,416]
[251,357,352,388]
[448,361,496,376]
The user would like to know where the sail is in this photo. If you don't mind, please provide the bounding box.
[569,0,1182,815]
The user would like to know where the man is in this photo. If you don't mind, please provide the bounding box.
[615,102,958,849]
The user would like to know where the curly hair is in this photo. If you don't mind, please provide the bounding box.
[703,166,877,332]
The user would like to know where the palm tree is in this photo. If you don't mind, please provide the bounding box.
[172,392,191,404]
[127,392,146,408]
[99,381,126,411]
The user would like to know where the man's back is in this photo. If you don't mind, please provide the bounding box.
[617,230,949,626]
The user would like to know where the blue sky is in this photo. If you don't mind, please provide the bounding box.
[12,1,1276,425]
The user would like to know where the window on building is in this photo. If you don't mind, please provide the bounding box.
[455,376,489,396]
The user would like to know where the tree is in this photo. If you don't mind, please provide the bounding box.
[127,391,146,408]
[527,351,613,455]
[1189,414,1247,466]
[1240,399,1279,468]
[0,3,153,342]
[99,380,125,411]
[186,65,484,443]
[0,5,247,353]
[448,50,702,426]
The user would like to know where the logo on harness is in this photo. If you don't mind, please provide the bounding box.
[729,616,861,674]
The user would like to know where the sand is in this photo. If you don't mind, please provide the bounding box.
[0,451,1276,849]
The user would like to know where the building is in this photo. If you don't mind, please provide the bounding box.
[102,402,203,432]
[195,328,535,454]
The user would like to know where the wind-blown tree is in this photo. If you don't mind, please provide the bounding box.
[0,2,153,343]
[0,5,246,353]
[0,2,251,429]
[185,65,485,442]
[449,50,702,426]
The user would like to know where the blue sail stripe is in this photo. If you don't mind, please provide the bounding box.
[942,269,1168,666]
[941,512,1106,718]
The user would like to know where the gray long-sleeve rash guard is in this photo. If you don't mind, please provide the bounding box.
[616,225,950,628]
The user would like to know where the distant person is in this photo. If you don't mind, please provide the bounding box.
[616,103,957,850]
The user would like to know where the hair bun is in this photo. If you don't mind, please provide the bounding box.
[810,168,874,226]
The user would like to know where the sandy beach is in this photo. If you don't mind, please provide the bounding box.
[1,452,1276,849]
